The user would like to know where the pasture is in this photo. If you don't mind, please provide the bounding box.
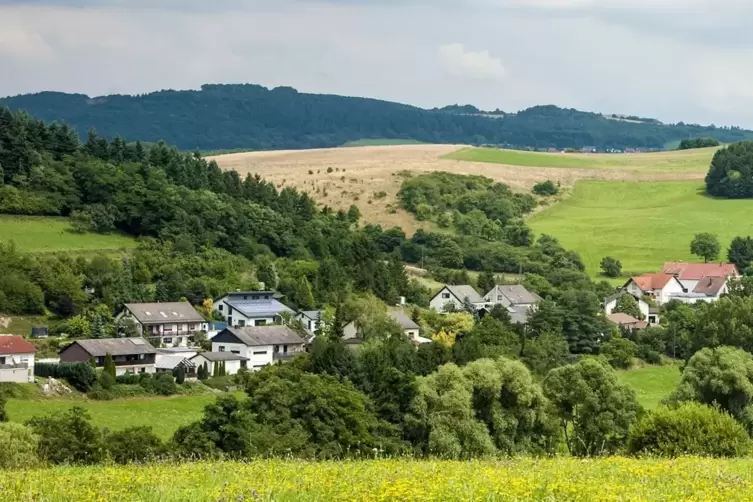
[0,215,136,254]
[3,457,751,501]
[528,180,753,277]
[6,393,238,440]
[617,364,681,409]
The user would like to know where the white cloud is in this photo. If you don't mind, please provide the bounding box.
[437,43,506,81]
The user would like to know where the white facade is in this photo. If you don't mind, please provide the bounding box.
[191,354,245,376]
[210,340,296,372]
[604,296,651,320]
[0,351,35,383]
[429,287,486,313]
[114,363,155,377]
[626,277,685,305]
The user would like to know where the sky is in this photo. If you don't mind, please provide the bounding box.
[3,0,753,127]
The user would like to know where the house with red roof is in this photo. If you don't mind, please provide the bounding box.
[0,335,36,383]
[623,273,685,305]
[662,262,740,292]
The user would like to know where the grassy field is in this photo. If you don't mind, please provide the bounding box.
[3,457,752,501]
[5,393,240,439]
[617,364,681,409]
[444,146,717,172]
[528,180,753,277]
[341,138,426,147]
[0,215,136,253]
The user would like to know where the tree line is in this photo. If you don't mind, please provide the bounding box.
[2,85,752,151]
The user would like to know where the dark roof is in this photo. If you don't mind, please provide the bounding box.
[191,352,249,362]
[298,310,323,320]
[225,326,305,346]
[67,338,156,357]
[226,299,294,318]
[0,335,36,354]
[604,290,643,305]
[437,285,485,304]
[692,276,727,296]
[489,285,541,305]
[508,305,532,325]
[388,310,420,330]
[123,302,205,324]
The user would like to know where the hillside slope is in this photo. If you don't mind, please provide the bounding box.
[3,84,753,151]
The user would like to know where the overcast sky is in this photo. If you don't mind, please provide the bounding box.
[3,0,753,127]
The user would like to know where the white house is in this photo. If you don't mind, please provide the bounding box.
[667,276,730,304]
[190,352,249,377]
[0,335,36,383]
[59,338,156,376]
[155,354,197,379]
[209,325,306,372]
[604,291,653,322]
[662,262,740,292]
[623,274,685,305]
[429,285,486,312]
[342,309,426,343]
[296,310,325,335]
[117,302,207,347]
[484,285,541,309]
[214,291,295,328]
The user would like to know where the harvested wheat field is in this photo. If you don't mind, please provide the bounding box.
[210,145,709,232]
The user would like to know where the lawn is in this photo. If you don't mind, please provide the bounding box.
[617,364,681,409]
[3,457,752,501]
[528,180,753,277]
[444,146,717,172]
[6,393,239,439]
[0,215,136,253]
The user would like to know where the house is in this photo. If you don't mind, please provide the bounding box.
[213,291,295,328]
[342,309,425,343]
[429,285,486,312]
[190,352,249,377]
[59,338,156,375]
[0,335,36,383]
[210,325,305,372]
[604,291,655,324]
[155,354,197,379]
[484,285,541,309]
[607,313,649,330]
[667,276,730,304]
[662,262,740,292]
[117,302,207,347]
[623,274,685,305]
[297,310,325,335]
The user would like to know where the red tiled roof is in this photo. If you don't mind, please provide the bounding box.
[0,335,36,355]
[662,262,739,280]
[631,273,676,291]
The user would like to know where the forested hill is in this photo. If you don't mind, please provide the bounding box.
[2,83,753,151]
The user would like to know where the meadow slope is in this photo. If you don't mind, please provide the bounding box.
[3,457,752,501]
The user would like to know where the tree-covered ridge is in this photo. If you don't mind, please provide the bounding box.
[2,84,753,151]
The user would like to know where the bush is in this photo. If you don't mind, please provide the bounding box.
[532,180,558,196]
[99,371,115,390]
[151,373,177,396]
[34,362,98,392]
[106,426,166,464]
[27,407,105,465]
[600,256,622,278]
[0,422,40,469]
[601,336,637,369]
[627,403,750,457]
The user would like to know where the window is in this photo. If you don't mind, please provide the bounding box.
[228,317,233,326]
[219,304,224,312]
[243,295,248,300]
[163,337,173,344]
[264,295,270,300]
[253,351,267,355]
[274,345,280,353]
[648,315,657,324]
[256,319,267,326]
[218,346,225,352]
[163,325,173,332]
[497,295,503,301]
[238,319,246,327]
[231,350,240,355]
[241,360,248,368]
[139,367,146,373]
[139,354,145,360]
[0,357,5,365]
[283,345,288,354]
[441,293,450,299]
[189,324,198,330]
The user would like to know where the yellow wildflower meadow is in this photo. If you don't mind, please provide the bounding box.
[1,457,753,501]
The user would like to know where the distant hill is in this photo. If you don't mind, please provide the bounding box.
[2,83,753,151]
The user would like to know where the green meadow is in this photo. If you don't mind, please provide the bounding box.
[528,180,753,277]
[617,364,681,410]
[444,146,717,172]
[0,215,136,254]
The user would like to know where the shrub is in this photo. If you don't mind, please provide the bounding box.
[34,362,97,392]
[151,373,177,396]
[27,407,105,465]
[327,167,334,173]
[106,426,166,464]
[99,371,115,390]
[627,403,750,457]
[601,336,637,369]
[0,394,7,422]
[0,422,40,469]
[600,256,622,278]
[532,180,558,196]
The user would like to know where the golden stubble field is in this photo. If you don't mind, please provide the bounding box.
[209,145,707,233]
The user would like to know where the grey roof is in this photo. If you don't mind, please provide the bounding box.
[226,326,305,347]
[298,310,323,320]
[71,338,156,357]
[491,285,541,305]
[693,276,727,296]
[124,302,205,324]
[388,310,420,330]
[155,355,195,370]
[443,285,485,304]
[226,299,294,318]
[604,290,642,305]
[192,352,249,362]
[508,305,533,325]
